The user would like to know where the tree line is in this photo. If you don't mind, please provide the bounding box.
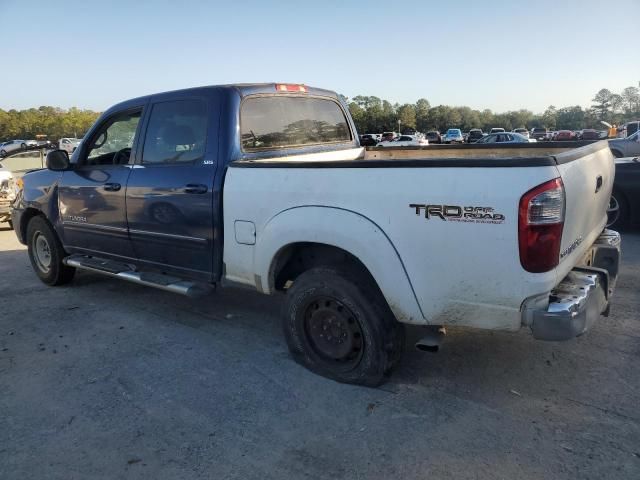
[0,106,100,141]
[1,85,638,141]
[346,85,640,134]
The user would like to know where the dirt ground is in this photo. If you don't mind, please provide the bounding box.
[0,226,638,480]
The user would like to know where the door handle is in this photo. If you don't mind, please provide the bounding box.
[183,184,208,194]
[103,183,121,192]
[595,175,603,193]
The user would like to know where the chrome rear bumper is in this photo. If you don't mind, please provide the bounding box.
[523,229,621,341]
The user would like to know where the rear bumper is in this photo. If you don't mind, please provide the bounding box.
[522,229,621,341]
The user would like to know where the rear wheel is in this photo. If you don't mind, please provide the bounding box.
[282,266,404,386]
[26,216,75,285]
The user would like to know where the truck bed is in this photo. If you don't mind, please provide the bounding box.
[364,140,601,161]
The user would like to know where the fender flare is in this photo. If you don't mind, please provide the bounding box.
[254,205,426,324]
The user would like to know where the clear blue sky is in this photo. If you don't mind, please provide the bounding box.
[2,0,639,113]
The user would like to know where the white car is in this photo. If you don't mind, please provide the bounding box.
[512,128,530,139]
[490,127,506,134]
[443,128,464,143]
[59,138,82,154]
[0,166,16,228]
[0,140,28,156]
[377,135,428,147]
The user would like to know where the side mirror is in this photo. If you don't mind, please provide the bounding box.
[46,149,71,171]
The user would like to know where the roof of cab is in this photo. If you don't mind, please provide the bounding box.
[104,83,339,115]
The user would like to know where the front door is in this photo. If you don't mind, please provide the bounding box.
[58,108,143,259]
[125,96,216,279]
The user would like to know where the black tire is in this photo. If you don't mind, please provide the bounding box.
[21,143,26,150]
[611,149,623,158]
[26,216,75,285]
[0,150,6,156]
[282,266,404,386]
[607,190,629,230]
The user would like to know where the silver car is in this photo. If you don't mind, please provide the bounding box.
[0,140,28,156]
[609,131,640,158]
[473,132,535,144]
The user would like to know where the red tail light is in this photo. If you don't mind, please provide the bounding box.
[518,178,565,273]
[275,84,307,93]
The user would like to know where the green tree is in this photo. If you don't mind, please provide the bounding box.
[591,89,613,120]
[397,104,416,132]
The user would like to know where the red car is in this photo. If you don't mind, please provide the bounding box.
[554,130,576,141]
[579,129,600,140]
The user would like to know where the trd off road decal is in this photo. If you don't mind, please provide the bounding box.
[409,204,505,224]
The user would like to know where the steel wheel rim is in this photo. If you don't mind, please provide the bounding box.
[607,196,620,227]
[33,232,52,272]
[303,296,364,368]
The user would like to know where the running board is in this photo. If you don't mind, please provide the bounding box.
[63,255,209,298]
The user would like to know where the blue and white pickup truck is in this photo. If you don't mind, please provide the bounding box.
[11,83,621,385]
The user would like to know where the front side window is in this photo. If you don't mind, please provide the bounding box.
[142,99,208,164]
[85,111,141,166]
[241,96,351,151]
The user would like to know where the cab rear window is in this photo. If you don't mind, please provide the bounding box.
[241,96,351,151]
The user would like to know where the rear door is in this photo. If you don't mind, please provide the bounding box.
[125,94,219,280]
[555,143,614,266]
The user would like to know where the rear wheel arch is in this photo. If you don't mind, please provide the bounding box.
[255,206,425,324]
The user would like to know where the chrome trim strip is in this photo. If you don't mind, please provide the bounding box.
[128,228,207,244]
[62,221,128,233]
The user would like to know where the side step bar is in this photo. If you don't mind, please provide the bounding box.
[63,255,209,298]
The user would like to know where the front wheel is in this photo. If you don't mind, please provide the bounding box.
[26,216,75,285]
[282,266,404,386]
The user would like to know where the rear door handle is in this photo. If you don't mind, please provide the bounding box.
[103,183,121,192]
[183,184,208,194]
[595,175,603,193]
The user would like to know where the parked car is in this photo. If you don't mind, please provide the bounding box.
[12,82,619,386]
[380,131,396,142]
[443,128,464,143]
[359,134,378,147]
[490,128,505,134]
[609,130,640,158]
[607,156,640,230]
[531,127,548,141]
[0,165,16,228]
[377,135,428,147]
[512,128,530,139]
[473,132,535,144]
[466,129,484,143]
[579,129,600,141]
[554,130,576,141]
[0,140,28,156]
[0,149,46,177]
[59,138,82,154]
[425,131,442,144]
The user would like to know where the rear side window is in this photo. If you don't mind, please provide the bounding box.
[241,96,351,151]
[142,99,208,164]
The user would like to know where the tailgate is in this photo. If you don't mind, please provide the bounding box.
[555,141,614,266]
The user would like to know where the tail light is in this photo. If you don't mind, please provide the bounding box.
[275,84,307,93]
[518,178,565,273]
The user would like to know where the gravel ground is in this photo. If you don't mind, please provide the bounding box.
[0,226,638,480]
